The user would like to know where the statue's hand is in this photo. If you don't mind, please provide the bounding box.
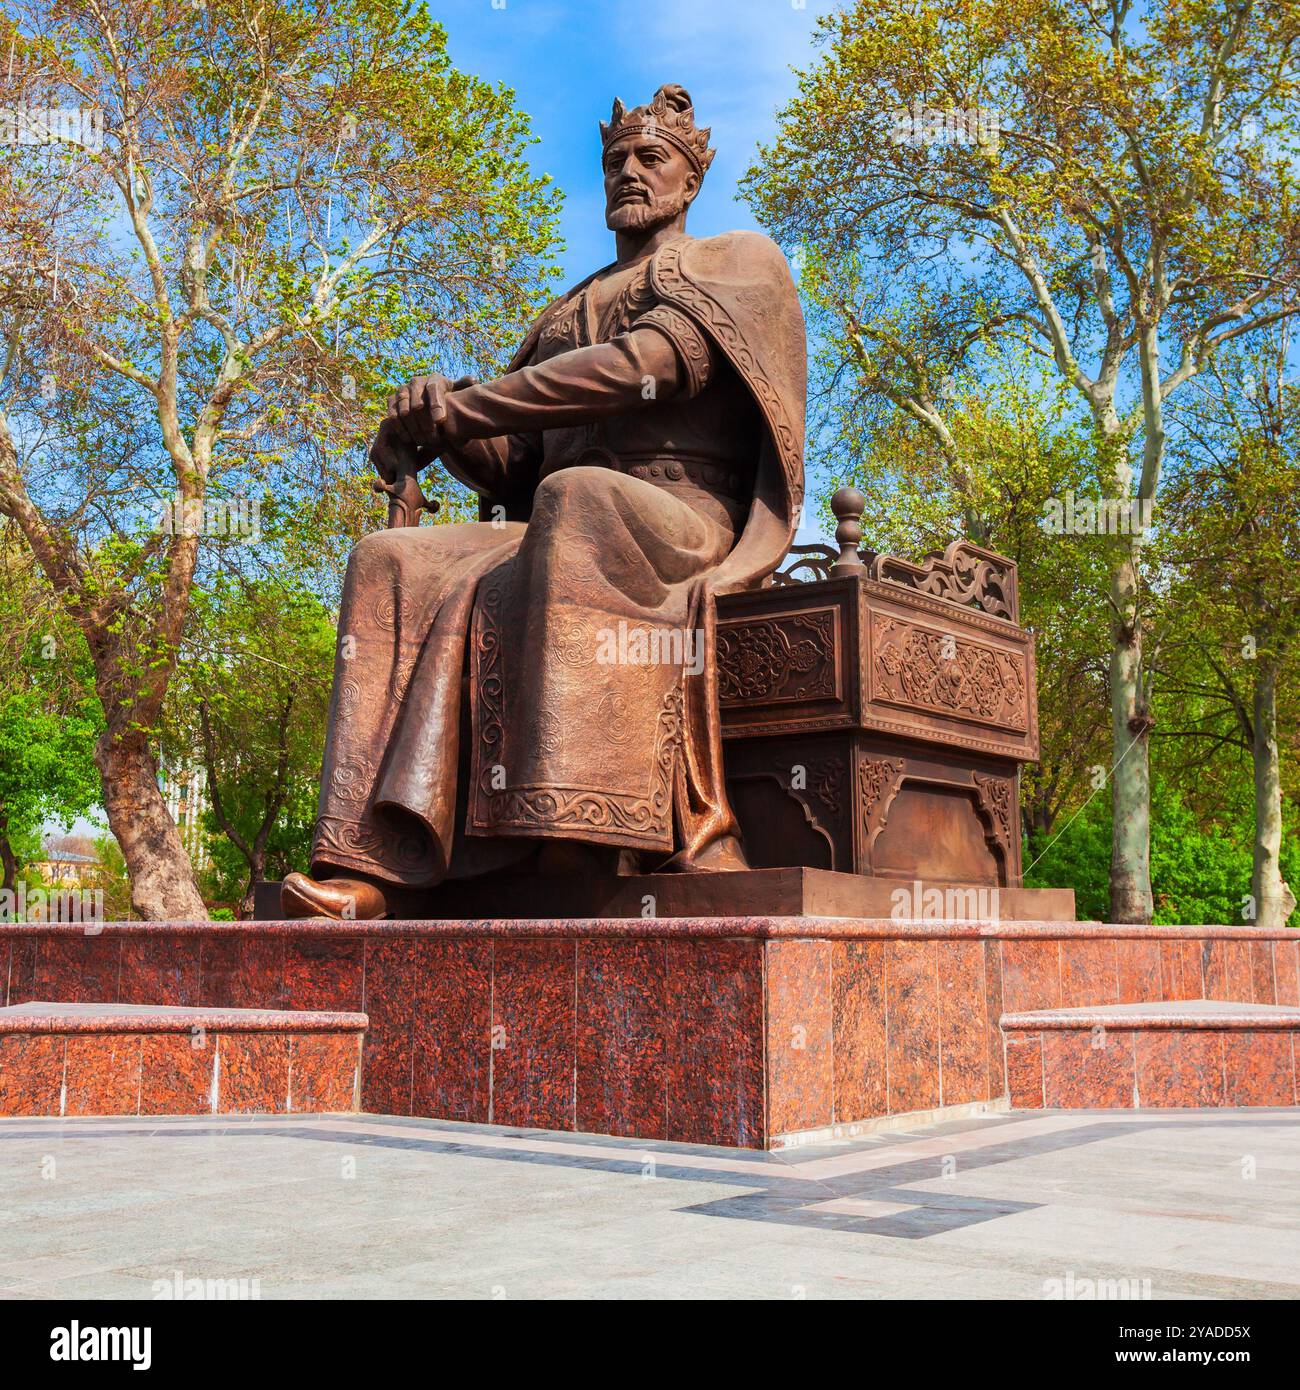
[371,372,474,482]
[388,372,463,449]
[368,416,430,484]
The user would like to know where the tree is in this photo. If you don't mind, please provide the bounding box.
[1158,334,1300,928]
[812,345,1114,842]
[1026,776,1297,925]
[745,0,1300,920]
[0,0,561,917]
[166,574,334,917]
[0,534,101,891]
[91,831,134,921]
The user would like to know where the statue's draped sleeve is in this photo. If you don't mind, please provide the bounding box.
[439,318,716,444]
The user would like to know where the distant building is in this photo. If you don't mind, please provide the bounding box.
[31,847,99,887]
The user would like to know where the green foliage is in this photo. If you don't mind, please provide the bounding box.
[1155,338,1300,788]
[91,833,135,922]
[0,687,99,830]
[753,0,1300,921]
[1028,780,1299,927]
[198,771,320,906]
[165,573,335,912]
[0,546,102,880]
[1024,794,1112,923]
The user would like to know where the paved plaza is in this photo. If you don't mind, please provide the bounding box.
[1,1108,1298,1299]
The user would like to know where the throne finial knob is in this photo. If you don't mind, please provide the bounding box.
[831,486,866,571]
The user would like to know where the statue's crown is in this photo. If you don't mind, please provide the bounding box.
[600,83,716,178]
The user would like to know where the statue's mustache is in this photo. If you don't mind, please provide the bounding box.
[606,187,686,230]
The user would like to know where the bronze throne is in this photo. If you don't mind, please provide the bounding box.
[716,489,1039,895]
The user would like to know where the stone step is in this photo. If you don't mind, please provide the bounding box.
[0,1002,367,1118]
[1001,1000,1300,1110]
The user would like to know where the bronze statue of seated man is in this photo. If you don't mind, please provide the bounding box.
[283,84,806,919]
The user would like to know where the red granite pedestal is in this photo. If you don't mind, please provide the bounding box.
[2,918,1297,1146]
[0,1002,364,1118]
[1001,1001,1300,1109]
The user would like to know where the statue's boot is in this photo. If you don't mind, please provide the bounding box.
[661,832,748,873]
[281,872,389,920]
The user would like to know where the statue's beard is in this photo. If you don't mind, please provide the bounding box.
[605,188,688,233]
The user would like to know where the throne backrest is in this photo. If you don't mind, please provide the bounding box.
[768,538,1018,625]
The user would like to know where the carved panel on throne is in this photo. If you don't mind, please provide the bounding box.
[716,545,1037,888]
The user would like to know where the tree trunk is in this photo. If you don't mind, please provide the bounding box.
[1251,659,1296,929]
[0,834,17,893]
[95,730,207,921]
[240,849,266,922]
[1108,541,1154,923]
[197,695,293,922]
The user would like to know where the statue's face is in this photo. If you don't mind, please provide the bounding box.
[603,133,700,233]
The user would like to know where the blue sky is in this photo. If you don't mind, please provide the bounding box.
[431,0,837,279]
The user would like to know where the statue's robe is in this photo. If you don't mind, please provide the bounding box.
[311,231,806,886]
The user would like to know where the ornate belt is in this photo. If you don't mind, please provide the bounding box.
[566,447,750,501]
